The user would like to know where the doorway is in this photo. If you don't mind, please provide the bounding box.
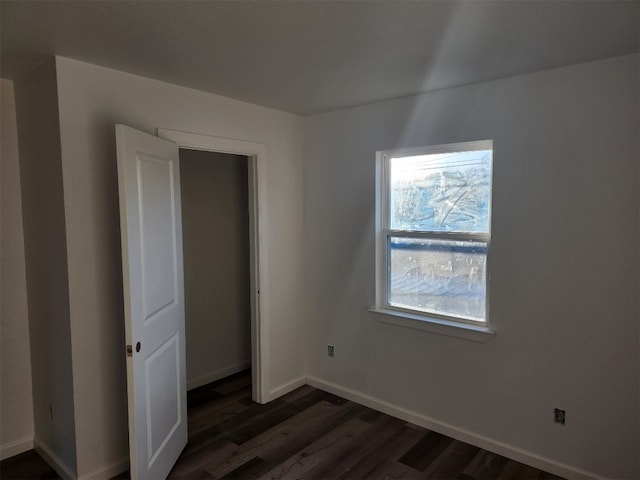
[117,126,268,477]
[157,128,267,404]
[179,149,251,391]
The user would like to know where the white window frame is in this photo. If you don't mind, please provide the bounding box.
[370,140,495,342]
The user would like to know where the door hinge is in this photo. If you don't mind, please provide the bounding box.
[126,344,133,357]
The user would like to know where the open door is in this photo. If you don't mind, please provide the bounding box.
[116,125,188,479]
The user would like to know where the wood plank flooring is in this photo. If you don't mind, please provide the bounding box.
[0,450,59,479]
[1,371,565,479]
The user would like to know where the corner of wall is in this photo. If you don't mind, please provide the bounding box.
[14,58,78,476]
[0,78,35,460]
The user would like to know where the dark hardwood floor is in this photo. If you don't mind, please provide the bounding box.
[0,450,59,479]
[1,371,565,479]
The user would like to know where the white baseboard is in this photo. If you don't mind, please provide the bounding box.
[186,360,251,391]
[0,435,33,460]
[34,438,75,480]
[78,456,129,480]
[306,376,603,480]
[269,376,306,400]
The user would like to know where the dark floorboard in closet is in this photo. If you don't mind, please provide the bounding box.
[1,370,565,479]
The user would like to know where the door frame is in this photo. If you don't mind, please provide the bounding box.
[158,128,268,404]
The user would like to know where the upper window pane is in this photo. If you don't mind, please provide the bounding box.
[389,148,492,233]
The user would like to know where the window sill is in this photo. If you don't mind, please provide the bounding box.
[368,308,495,343]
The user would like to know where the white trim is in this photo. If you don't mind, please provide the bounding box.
[378,139,494,159]
[157,129,265,157]
[369,308,494,343]
[375,150,386,315]
[186,360,251,391]
[78,456,129,480]
[157,128,269,404]
[269,376,306,400]
[34,438,75,480]
[305,376,605,480]
[0,436,34,460]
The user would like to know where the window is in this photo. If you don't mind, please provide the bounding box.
[375,140,492,328]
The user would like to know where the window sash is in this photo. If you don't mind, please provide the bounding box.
[380,141,493,236]
[383,229,489,243]
[382,231,488,324]
[377,141,492,326]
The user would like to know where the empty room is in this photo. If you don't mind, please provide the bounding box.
[1,1,638,479]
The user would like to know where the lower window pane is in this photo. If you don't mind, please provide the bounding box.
[388,237,487,322]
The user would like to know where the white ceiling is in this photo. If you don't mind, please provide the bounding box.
[1,0,638,115]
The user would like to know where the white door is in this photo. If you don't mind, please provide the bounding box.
[116,125,188,479]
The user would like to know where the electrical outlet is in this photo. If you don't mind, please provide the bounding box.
[553,408,565,425]
[327,345,335,357]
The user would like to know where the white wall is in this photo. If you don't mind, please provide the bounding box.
[180,149,251,389]
[13,62,78,477]
[10,52,637,478]
[303,54,639,479]
[0,78,34,460]
[53,56,305,478]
